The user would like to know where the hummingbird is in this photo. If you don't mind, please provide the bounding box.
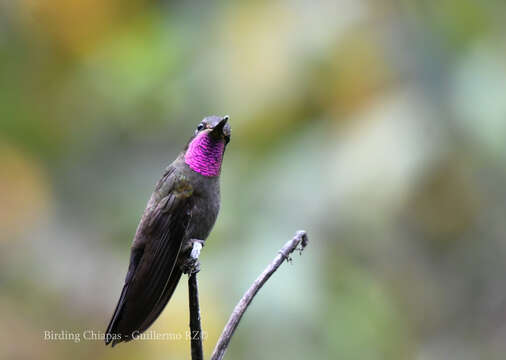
[105,115,231,346]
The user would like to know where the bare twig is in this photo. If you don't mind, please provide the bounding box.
[188,243,204,360]
[188,273,203,360]
[210,230,309,360]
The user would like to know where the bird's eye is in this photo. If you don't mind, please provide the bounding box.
[195,123,205,135]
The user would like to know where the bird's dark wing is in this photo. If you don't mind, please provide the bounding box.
[105,172,193,346]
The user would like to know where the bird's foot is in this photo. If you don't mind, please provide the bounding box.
[182,258,200,274]
[181,239,205,274]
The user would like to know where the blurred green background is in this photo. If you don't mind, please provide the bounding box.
[1,0,506,359]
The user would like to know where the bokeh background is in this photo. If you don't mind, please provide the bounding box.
[1,0,506,359]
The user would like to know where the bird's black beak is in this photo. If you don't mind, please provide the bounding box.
[211,115,231,143]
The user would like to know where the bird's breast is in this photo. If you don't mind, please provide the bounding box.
[185,174,221,241]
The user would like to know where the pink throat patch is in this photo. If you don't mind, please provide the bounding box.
[184,132,225,177]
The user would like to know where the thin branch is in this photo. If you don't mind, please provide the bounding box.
[187,240,204,360]
[210,230,309,360]
[188,272,204,360]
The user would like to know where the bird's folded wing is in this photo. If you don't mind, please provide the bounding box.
[106,176,193,345]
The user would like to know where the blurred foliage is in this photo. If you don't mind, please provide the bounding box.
[1,0,506,359]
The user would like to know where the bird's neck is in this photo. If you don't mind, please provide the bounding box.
[184,132,225,177]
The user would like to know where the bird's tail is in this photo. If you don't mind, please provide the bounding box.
[105,269,183,347]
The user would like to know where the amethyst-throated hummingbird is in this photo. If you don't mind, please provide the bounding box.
[105,116,231,346]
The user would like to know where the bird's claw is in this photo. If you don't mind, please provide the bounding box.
[182,257,201,274]
[181,239,204,274]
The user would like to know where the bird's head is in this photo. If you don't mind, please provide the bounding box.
[184,115,231,177]
[194,115,231,144]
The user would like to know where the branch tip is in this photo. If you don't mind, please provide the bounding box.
[210,230,309,360]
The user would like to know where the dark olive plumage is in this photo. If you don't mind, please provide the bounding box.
[105,116,230,346]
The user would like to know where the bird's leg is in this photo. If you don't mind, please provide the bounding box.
[181,239,205,274]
